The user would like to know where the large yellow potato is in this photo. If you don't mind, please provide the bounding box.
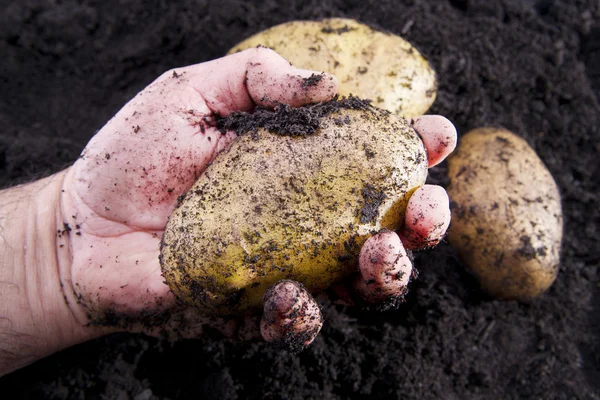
[160,100,428,315]
[228,18,437,118]
[447,128,563,300]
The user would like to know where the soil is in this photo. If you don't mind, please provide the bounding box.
[216,96,372,137]
[0,0,599,399]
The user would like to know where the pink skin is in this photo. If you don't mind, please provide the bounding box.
[260,281,323,352]
[412,115,457,167]
[56,47,456,349]
[354,231,412,304]
[401,184,451,250]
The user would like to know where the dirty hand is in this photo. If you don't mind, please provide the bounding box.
[58,48,456,348]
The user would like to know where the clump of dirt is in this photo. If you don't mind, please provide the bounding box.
[359,184,387,224]
[216,95,373,137]
[301,73,325,88]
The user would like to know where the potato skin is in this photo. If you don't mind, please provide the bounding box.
[447,128,562,300]
[228,18,437,118]
[160,107,427,315]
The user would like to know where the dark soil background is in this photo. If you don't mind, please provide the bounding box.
[1,0,599,398]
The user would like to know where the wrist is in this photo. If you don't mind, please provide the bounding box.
[0,171,106,376]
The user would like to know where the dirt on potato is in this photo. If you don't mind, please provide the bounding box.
[0,1,599,399]
[216,95,373,137]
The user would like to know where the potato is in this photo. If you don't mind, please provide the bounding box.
[160,99,428,315]
[446,128,563,300]
[228,18,437,118]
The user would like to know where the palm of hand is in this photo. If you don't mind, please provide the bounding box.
[62,76,229,323]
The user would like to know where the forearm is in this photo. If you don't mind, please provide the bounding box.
[0,171,103,376]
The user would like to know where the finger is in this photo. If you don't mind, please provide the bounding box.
[411,115,457,167]
[400,184,451,250]
[354,231,413,305]
[260,280,323,352]
[190,47,339,116]
[245,51,339,108]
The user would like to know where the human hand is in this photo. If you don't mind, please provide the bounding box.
[57,47,335,332]
[58,47,456,349]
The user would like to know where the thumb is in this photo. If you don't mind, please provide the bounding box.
[245,47,339,108]
[192,47,338,116]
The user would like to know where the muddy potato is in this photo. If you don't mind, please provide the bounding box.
[160,100,428,315]
[228,18,437,118]
[447,128,563,300]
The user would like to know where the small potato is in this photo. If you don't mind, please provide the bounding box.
[228,18,437,118]
[447,128,563,300]
[160,99,428,315]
